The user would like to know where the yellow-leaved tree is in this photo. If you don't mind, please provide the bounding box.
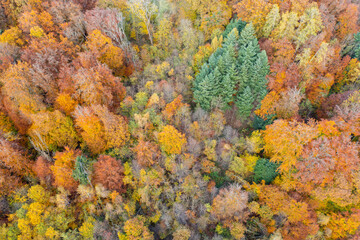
[118,216,154,240]
[74,105,129,154]
[158,125,187,155]
[28,110,79,152]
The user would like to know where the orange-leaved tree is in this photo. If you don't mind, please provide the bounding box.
[92,155,125,193]
[74,105,129,154]
[33,156,53,186]
[263,119,318,173]
[233,0,271,35]
[133,139,160,168]
[0,137,33,176]
[336,4,359,41]
[0,62,45,133]
[86,29,126,76]
[162,95,186,121]
[253,183,319,240]
[0,167,22,196]
[66,52,126,110]
[295,133,360,192]
[51,147,81,191]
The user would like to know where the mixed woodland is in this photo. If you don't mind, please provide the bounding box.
[0,0,360,239]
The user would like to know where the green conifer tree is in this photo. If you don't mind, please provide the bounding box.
[194,22,269,119]
[194,75,216,111]
[220,73,236,109]
[222,19,247,39]
[236,86,255,118]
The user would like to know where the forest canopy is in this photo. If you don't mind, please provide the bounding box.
[0,0,360,239]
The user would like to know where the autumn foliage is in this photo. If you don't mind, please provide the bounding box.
[92,155,125,193]
[158,125,187,155]
[51,148,81,191]
[0,137,33,176]
[74,105,129,154]
[0,0,360,239]
[134,139,160,167]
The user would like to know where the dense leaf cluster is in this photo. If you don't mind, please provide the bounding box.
[0,0,359,239]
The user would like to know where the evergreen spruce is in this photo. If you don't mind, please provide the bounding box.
[222,19,247,39]
[238,22,258,47]
[221,73,236,109]
[193,22,269,119]
[253,158,279,184]
[194,75,215,111]
[236,86,255,118]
